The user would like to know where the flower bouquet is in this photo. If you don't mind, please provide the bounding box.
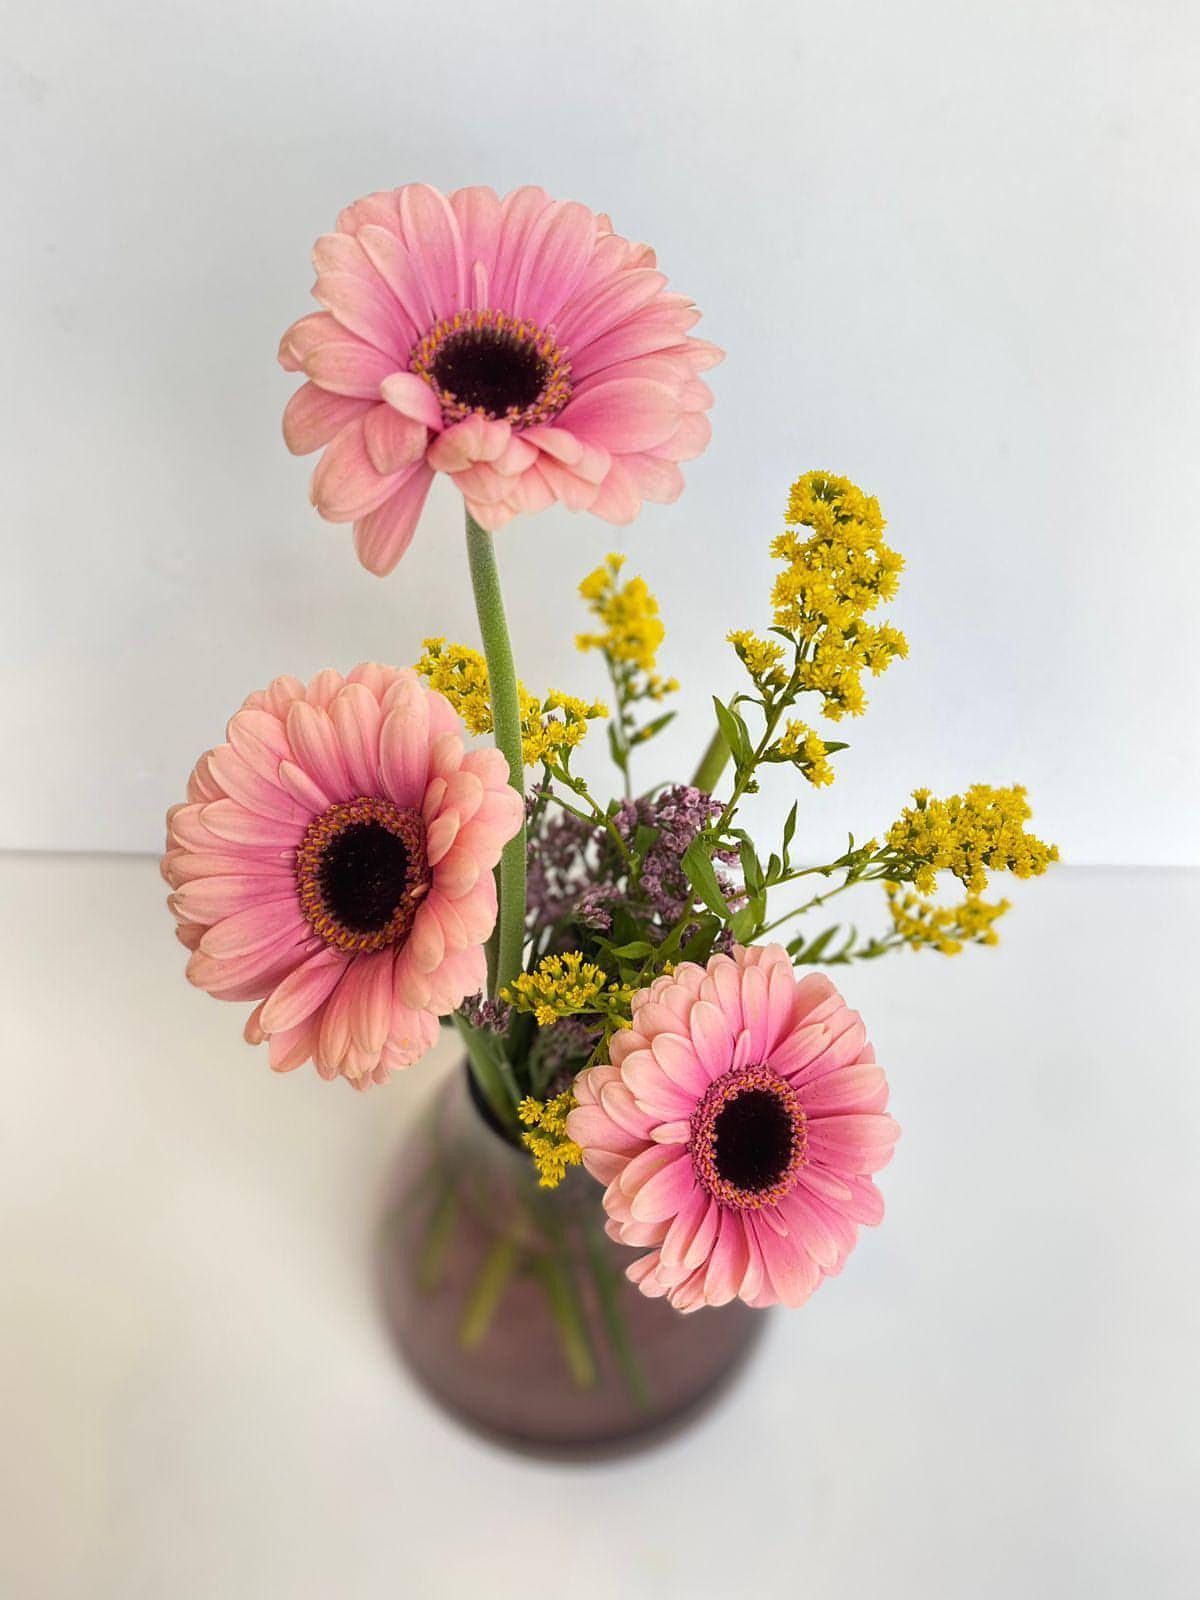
[162,184,1056,1452]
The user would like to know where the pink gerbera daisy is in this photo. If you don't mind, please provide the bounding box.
[566,945,899,1310]
[162,664,523,1089]
[278,183,721,574]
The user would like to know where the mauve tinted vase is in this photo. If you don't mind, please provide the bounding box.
[378,1061,763,1456]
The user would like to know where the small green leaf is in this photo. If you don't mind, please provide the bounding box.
[681,837,730,920]
[633,710,677,744]
[782,802,799,858]
[711,697,753,769]
[792,924,841,964]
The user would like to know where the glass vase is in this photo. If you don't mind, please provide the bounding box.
[377,1060,764,1457]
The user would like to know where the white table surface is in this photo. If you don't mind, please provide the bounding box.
[2,856,1197,1599]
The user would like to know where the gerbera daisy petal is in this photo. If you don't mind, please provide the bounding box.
[163,666,521,1088]
[352,465,435,577]
[570,945,898,1310]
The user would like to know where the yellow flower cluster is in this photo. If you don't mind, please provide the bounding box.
[776,720,835,787]
[517,1092,583,1189]
[414,639,607,768]
[887,785,1059,894]
[577,554,678,700]
[728,630,788,692]
[502,951,626,1027]
[770,471,908,721]
[886,882,1010,955]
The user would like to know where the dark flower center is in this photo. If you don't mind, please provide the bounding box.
[431,327,549,419]
[689,1064,807,1210]
[295,797,429,955]
[319,822,410,933]
[409,309,572,428]
[713,1088,795,1192]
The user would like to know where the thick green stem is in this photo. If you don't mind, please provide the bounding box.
[464,511,527,999]
[691,726,731,794]
[453,1014,520,1130]
[459,1237,520,1349]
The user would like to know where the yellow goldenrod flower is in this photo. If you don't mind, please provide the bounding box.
[414,639,606,768]
[503,950,632,1027]
[728,630,789,691]
[576,554,676,699]
[887,785,1059,895]
[885,882,1010,955]
[776,719,835,787]
[760,471,907,720]
[517,1091,584,1189]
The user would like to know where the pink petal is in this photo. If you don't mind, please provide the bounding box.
[349,949,397,1054]
[260,948,347,1032]
[363,404,428,475]
[328,683,382,794]
[205,747,307,825]
[313,270,408,362]
[283,383,373,456]
[352,465,434,576]
[687,999,734,1079]
[170,877,294,924]
[512,200,596,324]
[801,1064,889,1115]
[555,267,669,351]
[378,687,431,808]
[199,901,308,960]
[558,378,681,453]
[304,338,397,400]
[806,1113,900,1176]
[628,1152,697,1224]
[426,415,511,473]
[311,418,404,522]
[286,701,353,802]
[449,186,502,306]
[200,799,305,848]
[398,183,465,319]
[357,223,436,334]
[490,185,551,307]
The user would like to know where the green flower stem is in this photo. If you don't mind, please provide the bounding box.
[585,1221,652,1409]
[453,1013,521,1130]
[691,725,731,794]
[532,1254,597,1389]
[464,510,527,999]
[458,1236,520,1350]
[416,1184,459,1293]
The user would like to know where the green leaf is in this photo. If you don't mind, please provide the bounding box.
[738,838,764,896]
[791,924,841,964]
[782,802,799,859]
[729,897,766,943]
[680,916,722,966]
[681,837,730,920]
[711,696,753,769]
[633,710,677,744]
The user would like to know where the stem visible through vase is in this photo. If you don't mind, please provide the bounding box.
[464,509,527,999]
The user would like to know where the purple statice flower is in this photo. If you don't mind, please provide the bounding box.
[457,994,513,1034]
[610,785,741,927]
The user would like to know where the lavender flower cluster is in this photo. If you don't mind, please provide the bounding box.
[525,785,740,940]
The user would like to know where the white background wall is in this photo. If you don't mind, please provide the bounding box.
[4,0,1198,863]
